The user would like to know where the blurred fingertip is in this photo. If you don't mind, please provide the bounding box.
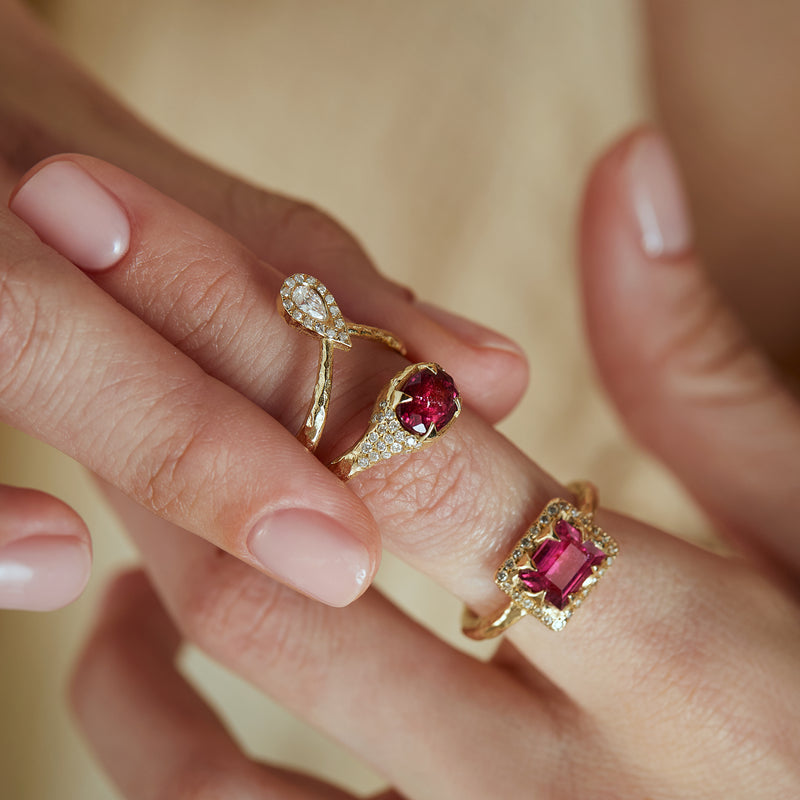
[0,535,92,612]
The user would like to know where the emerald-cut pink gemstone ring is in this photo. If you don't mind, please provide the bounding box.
[462,480,618,636]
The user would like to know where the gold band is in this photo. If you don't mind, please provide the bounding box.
[329,361,461,481]
[280,273,406,452]
[462,480,618,637]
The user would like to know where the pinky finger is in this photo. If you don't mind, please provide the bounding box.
[70,569,370,800]
[0,485,91,611]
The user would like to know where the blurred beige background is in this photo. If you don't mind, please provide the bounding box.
[0,2,708,797]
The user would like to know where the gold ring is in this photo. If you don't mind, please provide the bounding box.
[329,361,461,481]
[462,480,619,636]
[279,273,406,451]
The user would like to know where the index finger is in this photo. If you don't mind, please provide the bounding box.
[0,204,378,606]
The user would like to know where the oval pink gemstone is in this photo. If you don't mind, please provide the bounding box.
[396,369,459,436]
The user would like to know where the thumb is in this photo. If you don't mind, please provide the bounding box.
[580,127,800,574]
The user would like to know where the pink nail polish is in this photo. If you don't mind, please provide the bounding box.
[247,510,370,607]
[626,133,693,259]
[416,300,525,356]
[0,535,91,611]
[10,161,130,271]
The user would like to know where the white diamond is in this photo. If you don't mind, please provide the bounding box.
[285,276,296,288]
[376,441,386,451]
[369,451,380,462]
[390,442,402,453]
[291,309,302,321]
[291,284,327,321]
[369,431,378,442]
[406,436,417,447]
[357,456,369,468]
[381,451,391,459]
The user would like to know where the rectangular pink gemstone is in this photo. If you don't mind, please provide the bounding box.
[527,522,606,609]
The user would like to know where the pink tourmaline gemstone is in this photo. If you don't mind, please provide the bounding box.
[518,520,605,609]
[396,369,459,435]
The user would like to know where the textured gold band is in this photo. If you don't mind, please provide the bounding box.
[279,273,406,452]
[462,481,618,637]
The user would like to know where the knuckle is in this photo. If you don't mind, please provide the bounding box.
[175,554,332,699]
[360,434,493,563]
[226,178,363,266]
[651,282,771,404]
[0,251,59,404]
[127,404,223,519]
[156,244,255,358]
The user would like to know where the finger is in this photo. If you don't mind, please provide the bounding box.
[222,195,530,424]
[0,204,378,606]
[1,9,527,422]
[39,149,754,722]
[14,152,773,756]
[0,484,91,610]
[579,127,800,575]
[9,154,524,435]
[70,569,361,800]
[104,491,565,800]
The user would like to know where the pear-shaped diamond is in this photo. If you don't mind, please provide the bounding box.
[279,273,351,347]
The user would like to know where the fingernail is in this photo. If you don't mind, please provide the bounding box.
[10,160,130,271]
[0,535,91,611]
[626,132,693,259]
[416,300,525,356]
[247,510,370,607]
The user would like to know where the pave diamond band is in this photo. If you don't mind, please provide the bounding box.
[329,362,461,481]
[462,480,618,637]
[279,273,406,451]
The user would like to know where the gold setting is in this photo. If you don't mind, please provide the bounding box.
[279,273,406,451]
[462,480,618,637]
[329,362,461,481]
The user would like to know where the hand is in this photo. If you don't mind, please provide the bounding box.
[69,130,800,798]
[0,0,527,611]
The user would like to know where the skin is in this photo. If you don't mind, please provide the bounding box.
[1,1,798,796]
[646,0,800,381]
[62,130,800,799]
[0,0,528,606]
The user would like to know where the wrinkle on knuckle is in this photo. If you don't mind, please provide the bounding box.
[127,397,222,519]
[176,557,332,700]
[360,438,491,561]
[0,258,80,416]
[650,282,772,406]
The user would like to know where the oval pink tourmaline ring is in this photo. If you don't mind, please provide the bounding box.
[328,362,462,481]
[462,481,619,635]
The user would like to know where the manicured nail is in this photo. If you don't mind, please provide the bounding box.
[10,160,130,271]
[0,535,91,611]
[416,300,525,356]
[626,132,693,259]
[247,510,370,607]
